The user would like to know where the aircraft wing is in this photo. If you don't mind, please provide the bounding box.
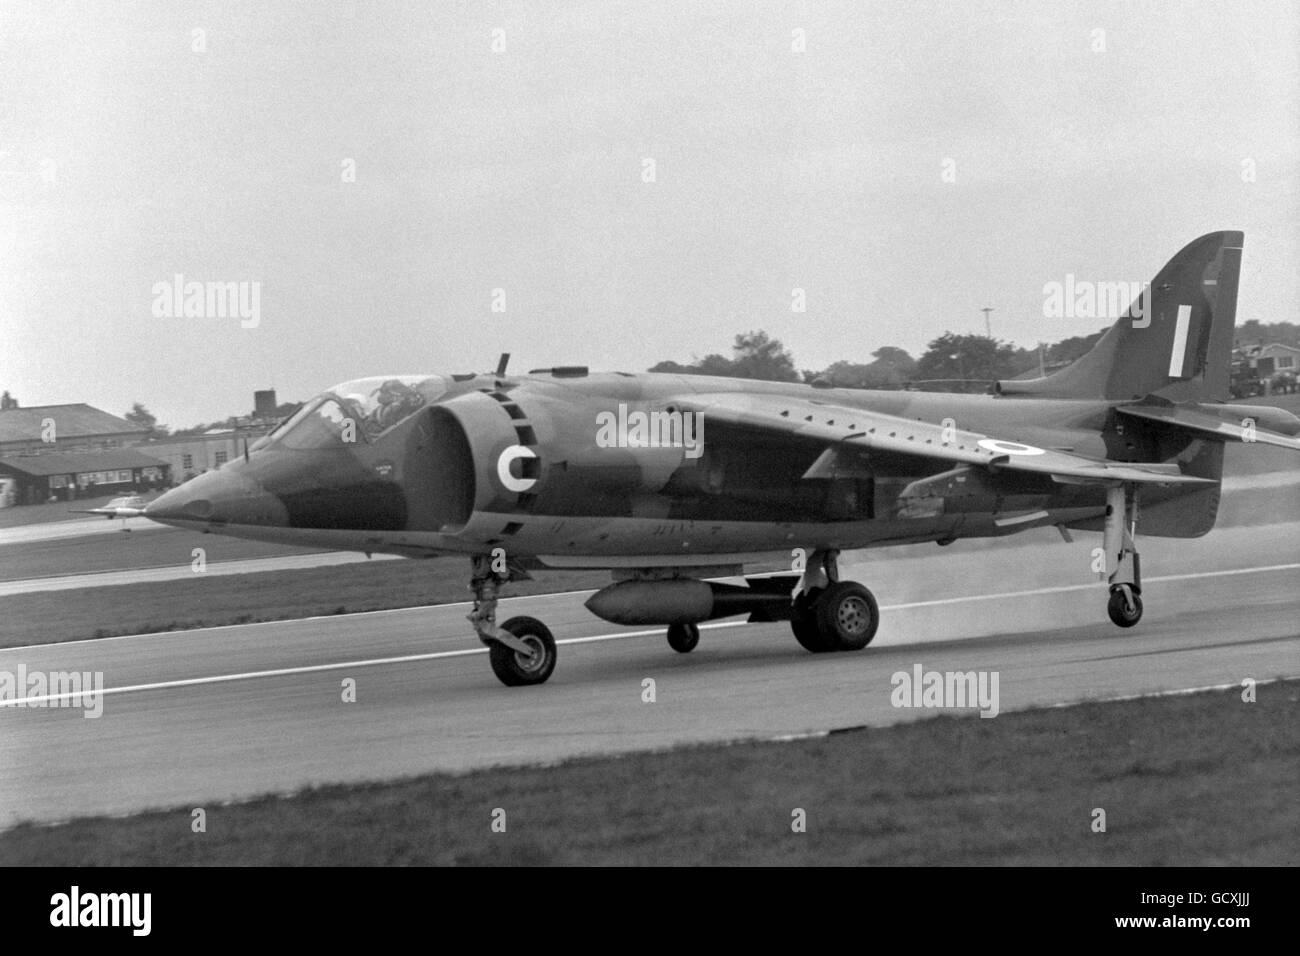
[1116,403,1300,450]
[68,506,146,517]
[676,392,1215,486]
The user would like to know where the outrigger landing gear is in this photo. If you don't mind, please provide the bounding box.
[468,555,557,686]
[790,548,880,653]
[666,622,700,653]
[1103,484,1143,628]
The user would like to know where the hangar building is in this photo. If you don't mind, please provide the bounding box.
[0,403,169,504]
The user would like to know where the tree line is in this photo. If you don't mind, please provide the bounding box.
[48,319,1293,436]
[649,320,1299,394]
[650,329,1104,394]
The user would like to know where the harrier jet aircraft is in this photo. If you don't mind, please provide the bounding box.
[145,231,1300,686]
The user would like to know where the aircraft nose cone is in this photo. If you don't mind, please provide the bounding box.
[145,467,287,528]
[146,487,213,521]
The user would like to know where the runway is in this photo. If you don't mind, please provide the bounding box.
[1,521,1296,828]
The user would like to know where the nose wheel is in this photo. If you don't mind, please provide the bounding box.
[488,616,558,686]
[469,555,557,687]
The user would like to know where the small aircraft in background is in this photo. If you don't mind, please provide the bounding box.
[142,231,1300,686]
[71,494,148,529]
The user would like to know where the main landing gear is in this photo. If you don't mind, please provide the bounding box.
[470,548,881,687]
[790,549,880,653]
[1103,483,1143,628]
[468,555,557,686]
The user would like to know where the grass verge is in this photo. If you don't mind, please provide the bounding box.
[0,559,611,649]
[2,681,1295,865]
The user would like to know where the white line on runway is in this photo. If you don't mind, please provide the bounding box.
[0,622,750,707]
[4,562,1298,707]
[5,560,1298,654]
[885,562,1300,610]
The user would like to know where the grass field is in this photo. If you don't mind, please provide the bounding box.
[2,680,1294,865]
[0,525,327,580]
[0,492,163,529]
[0,558,614,649]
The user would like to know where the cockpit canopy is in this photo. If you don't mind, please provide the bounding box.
[264,375,448,450]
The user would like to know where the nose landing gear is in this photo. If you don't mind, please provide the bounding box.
[488,616,557,686]
[469,555,557,686]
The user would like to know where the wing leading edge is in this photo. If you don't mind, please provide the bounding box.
[676,393,1214,487]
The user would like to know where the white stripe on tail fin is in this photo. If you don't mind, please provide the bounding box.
[1168,304,1193,378]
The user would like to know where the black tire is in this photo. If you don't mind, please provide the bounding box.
[1107,588,1143,628]
[667,622,700,653]
[489,616,557,686]
[815,581,879,651]
[791,588,836,653]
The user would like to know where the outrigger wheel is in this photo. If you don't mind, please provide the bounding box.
[1103,483,1144,630]
[666,622,700,653]
[1107,586,1143,628]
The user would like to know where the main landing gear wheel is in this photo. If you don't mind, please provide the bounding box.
[666,622,700,653]
[791,582,880,652]
[791,588,835,653]
[488,616,557,686]
[816,581,880,651]
[1107,587,1143,628]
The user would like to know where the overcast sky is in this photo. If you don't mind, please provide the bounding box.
[3,0,1296,428]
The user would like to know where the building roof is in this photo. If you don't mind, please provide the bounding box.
[0,404,147,444]
[0,448,168,477]
[145,424,274,447]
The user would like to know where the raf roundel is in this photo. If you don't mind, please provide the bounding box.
[497,444,538,493]
[976,438,1046,456]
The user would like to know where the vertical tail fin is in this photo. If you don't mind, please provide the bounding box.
[997,231,1243,402]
